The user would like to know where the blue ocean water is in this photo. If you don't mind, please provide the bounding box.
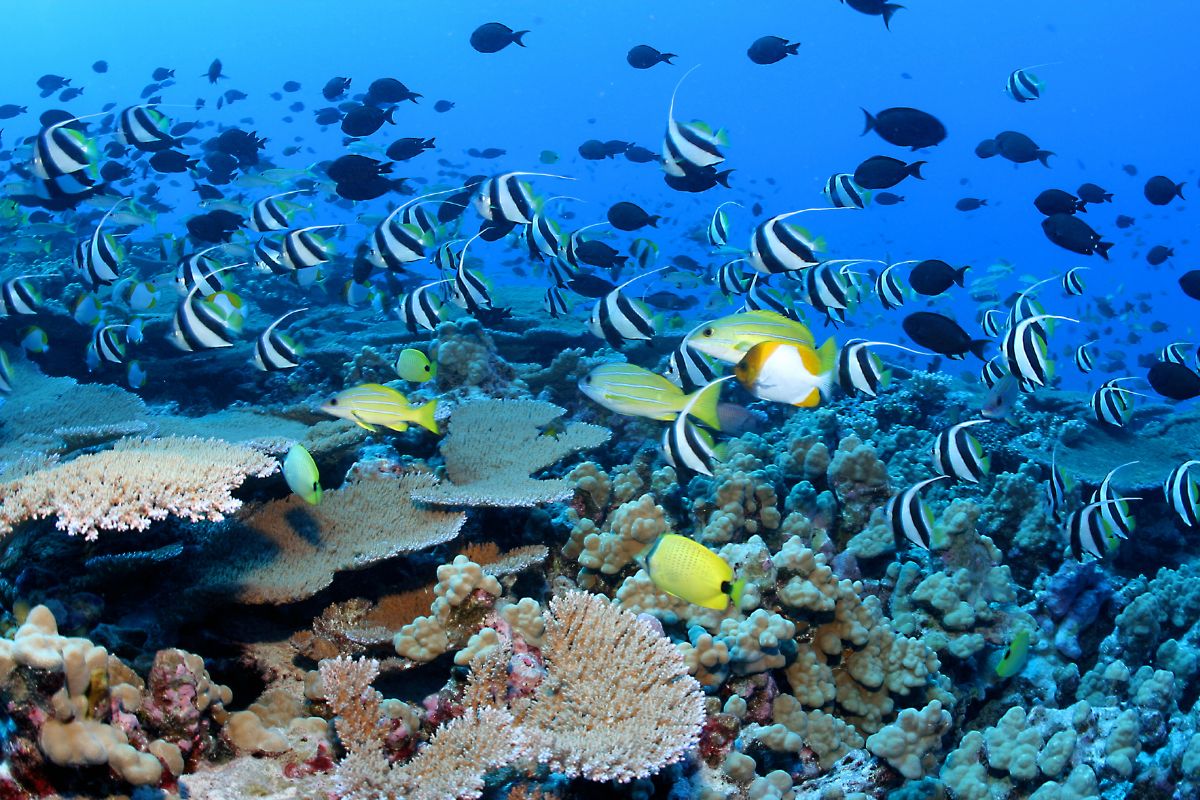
[0,1,1197,798]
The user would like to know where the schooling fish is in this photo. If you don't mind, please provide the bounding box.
[321,383,438,434]
[1068,500,1121,562]
[1062,267,1088,296]
[1001,314,1076,388]
[398,280,448,332]
[470,22,528,53]
[874,264,906,310]
[1005,66,1045,102]
[643,533,744,610]
[888,476,948,550]
[747,36,800,65]
[823,173,869,209]
[1090,378,1145,427]
[1164,461,1200,527]
[933,419,991,483]
[1090,461,1139,540]
[283,443,322,505]
[909,259,969,297]
[707,201,740,251]
[661,379,727,478]
[627,44,676,69]
[852,155,924,190]
[1147,360,1200,401]
[902,312,989,360]
[254,309,306,371]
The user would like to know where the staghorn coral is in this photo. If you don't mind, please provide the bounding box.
[414,399,611,507]
[519,591,706,782]
[0,436,278,540]
[218,465,465,604]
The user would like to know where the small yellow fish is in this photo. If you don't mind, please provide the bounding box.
[395,348,436,383]
[20,326,48,354]
[995,628,1031,678]
[283,443,322,505]
[321,383,438,434]
[644,534,744,610]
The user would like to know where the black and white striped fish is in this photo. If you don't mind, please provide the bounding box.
[475,172,569,225]
[282,225,340,271]
[544,285,570,318]
[169,265,241,352]
[1067,501,1119,562]
[875,264,906,310]
[78,199,130,287]
[980,309,1005,338]
[665,329,721,392]
[450,231,493,313]
[31,114,100,179]
[398,280,447,333]
[981,357,1007,388]
[399,202,441,236]
[254,237,288,275]
[92,323,128,364]
[588,267,667,348]
[560,222,608,270]
[823,173,869,209]
[1160,342,1195,366]
[1089,461,1138,540]
[250,190,306,233]
[707,201,740,251]
[525,211,562,261]
[1001,313,1075,387]
[1074,341,1096,373]
[661,377,728,478]
[748,209,826,275]
[801,262,857,320]
[838,340,931,397]
[1090,377,1145,427]
[0,349,12,393]
[1045,444,1071,524]
[1006,275,1059,338]
[1062,267,1088,296]
[888,476,948,550]
[177,246,227,293]
[0,276,41,316]
[662,67,726,178]
[369,211,426,271]
[933,419,991,483]
[116,105,175,152]
[254,308,307,371]
[717,258,752,296]
[430,241,460,275]
[1005,66,1045,103]
[744,275,794,318]
[547,256,576,290]
[1164,460,1200,527]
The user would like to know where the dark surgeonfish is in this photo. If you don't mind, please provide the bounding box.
[470,22,528,53]
[627,45,676,69]
[861,107,946,149]
[903,312,989,360]
[746,36,800,65]
[840,0,903,29]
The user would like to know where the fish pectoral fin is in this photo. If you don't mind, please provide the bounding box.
[384,420,411,432]
[350,412,379,432]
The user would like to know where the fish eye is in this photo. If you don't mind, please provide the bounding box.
[424,365,431,372]
[329,397,338,405]
[702,327,714,337]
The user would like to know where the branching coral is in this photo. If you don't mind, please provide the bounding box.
[0,436,278,540]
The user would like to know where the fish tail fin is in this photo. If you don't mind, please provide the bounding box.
[384,106,396,124]
[909,160,926,179]
[1176,182,1187,200]
[969,339,991,361]
[861,108,876,135]
[786,42,801,55]
[649,215,661,228]
[1037,150,1054,167]
[661,53,678,65]
[715,169,734,188]
[1077,201,1088,213]
[685,380,724,431]
[954,265,970,286]
[1103,192,1113,202]
[729,578,746,607]
[816,336,839,375]
[1096,241,1113,261]
[413,399,439,434]
[882,4,904,28]
[512,30,529,47]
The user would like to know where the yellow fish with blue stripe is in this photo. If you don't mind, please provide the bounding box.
[321,383,438,434]
[643,533,744,610]
[687,310,818,364]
